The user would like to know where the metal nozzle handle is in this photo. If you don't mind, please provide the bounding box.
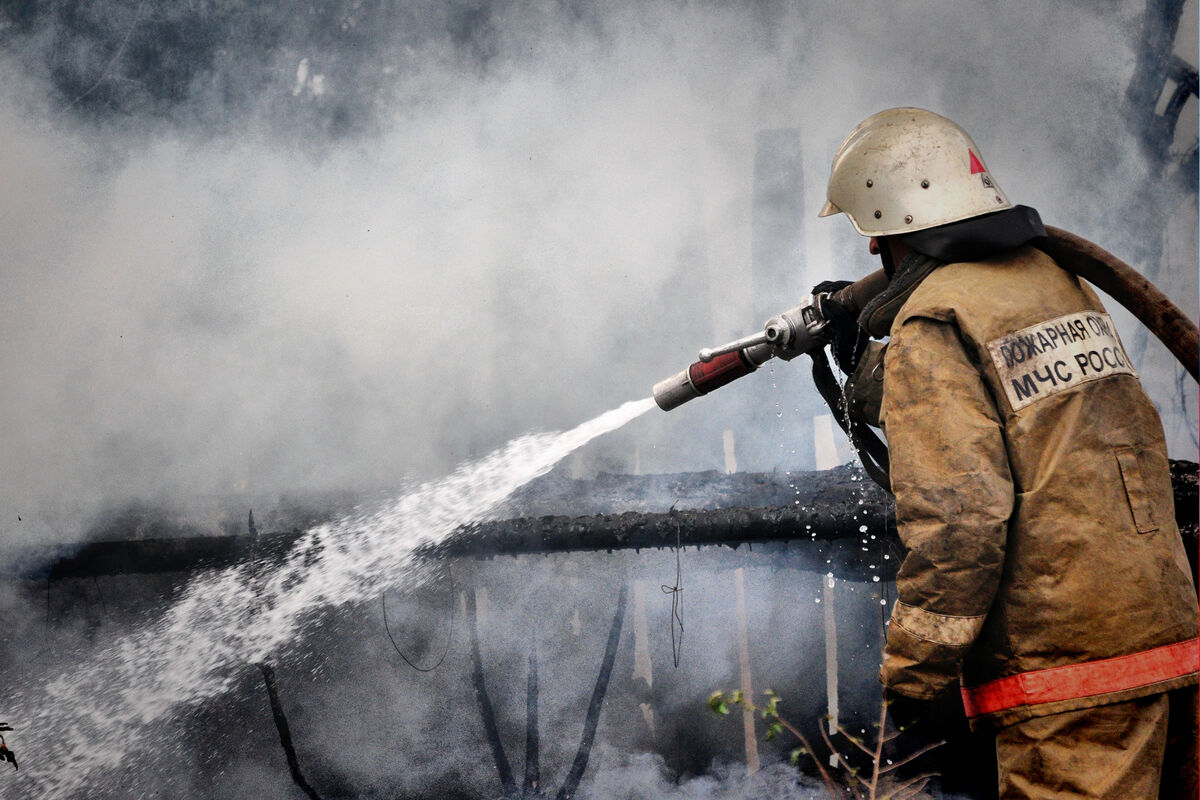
[698,330,773,362]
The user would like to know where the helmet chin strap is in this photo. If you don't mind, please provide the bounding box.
[878,243,896,277]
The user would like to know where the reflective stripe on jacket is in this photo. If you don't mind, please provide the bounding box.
[960,637,1198,718]
[878,245,1199,729]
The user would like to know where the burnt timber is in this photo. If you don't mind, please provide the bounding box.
[28,461,1199,585]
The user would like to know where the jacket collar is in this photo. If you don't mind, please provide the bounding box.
[859,251,943,337]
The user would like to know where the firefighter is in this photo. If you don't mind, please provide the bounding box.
[818,107,1199,799]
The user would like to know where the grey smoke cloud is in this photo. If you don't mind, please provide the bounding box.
[0,1,1195,546]
[0,5,1193,797]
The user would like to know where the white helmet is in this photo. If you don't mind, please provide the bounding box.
[819,107,1011,237]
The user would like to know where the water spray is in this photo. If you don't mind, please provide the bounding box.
[652,270,889,411]
[9,398,655,798]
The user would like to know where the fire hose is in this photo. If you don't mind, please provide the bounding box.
[652,228,1200,490]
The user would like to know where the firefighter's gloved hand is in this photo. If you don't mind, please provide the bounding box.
[812,280,867,374]
[812,280,853,295]
[884,689,929,735]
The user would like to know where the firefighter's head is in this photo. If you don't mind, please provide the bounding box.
[820,108,1012,267]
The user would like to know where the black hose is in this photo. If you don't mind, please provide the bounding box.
[811,350,891,492]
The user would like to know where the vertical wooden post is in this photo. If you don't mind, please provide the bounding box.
[723,429,738,475]
[524,644,540,796]
[476,586,488,626]
[734,568,760,773]
[813,414,841,471]
[823,573,840,768]
[816,412,841,766]
[632,581,656,739]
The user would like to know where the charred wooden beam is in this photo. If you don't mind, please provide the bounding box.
[27,462,1199,585]
[27,466,891,580]
[32,503,896,583]
[1124,0,1191,170]
[259,662,325,800]
[554,584,627,800]
[423,502,894,560]
[1172,458,1199,588]
[39,534,271,580]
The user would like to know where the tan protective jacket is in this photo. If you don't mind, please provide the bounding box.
[877,245,1199,729]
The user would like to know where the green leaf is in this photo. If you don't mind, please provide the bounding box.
[707,691,731,716]
[789,747,807,766]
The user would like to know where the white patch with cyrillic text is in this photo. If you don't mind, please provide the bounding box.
[987,311,1136,411]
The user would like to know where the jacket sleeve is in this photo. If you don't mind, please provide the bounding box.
[879,314,1014,699]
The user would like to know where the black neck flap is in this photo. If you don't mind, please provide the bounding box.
[902,204,1046,262]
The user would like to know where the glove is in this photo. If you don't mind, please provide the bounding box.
[812,280,853,295]
[812,280,867,374]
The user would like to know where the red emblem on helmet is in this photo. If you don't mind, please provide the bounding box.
[969,150,987,175]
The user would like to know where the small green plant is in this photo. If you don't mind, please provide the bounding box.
[707,689,943,800]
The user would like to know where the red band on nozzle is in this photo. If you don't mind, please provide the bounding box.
[688,350,755,395]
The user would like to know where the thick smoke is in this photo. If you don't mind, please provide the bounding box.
[1,0,1194,550]
[0,1,1194,797]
